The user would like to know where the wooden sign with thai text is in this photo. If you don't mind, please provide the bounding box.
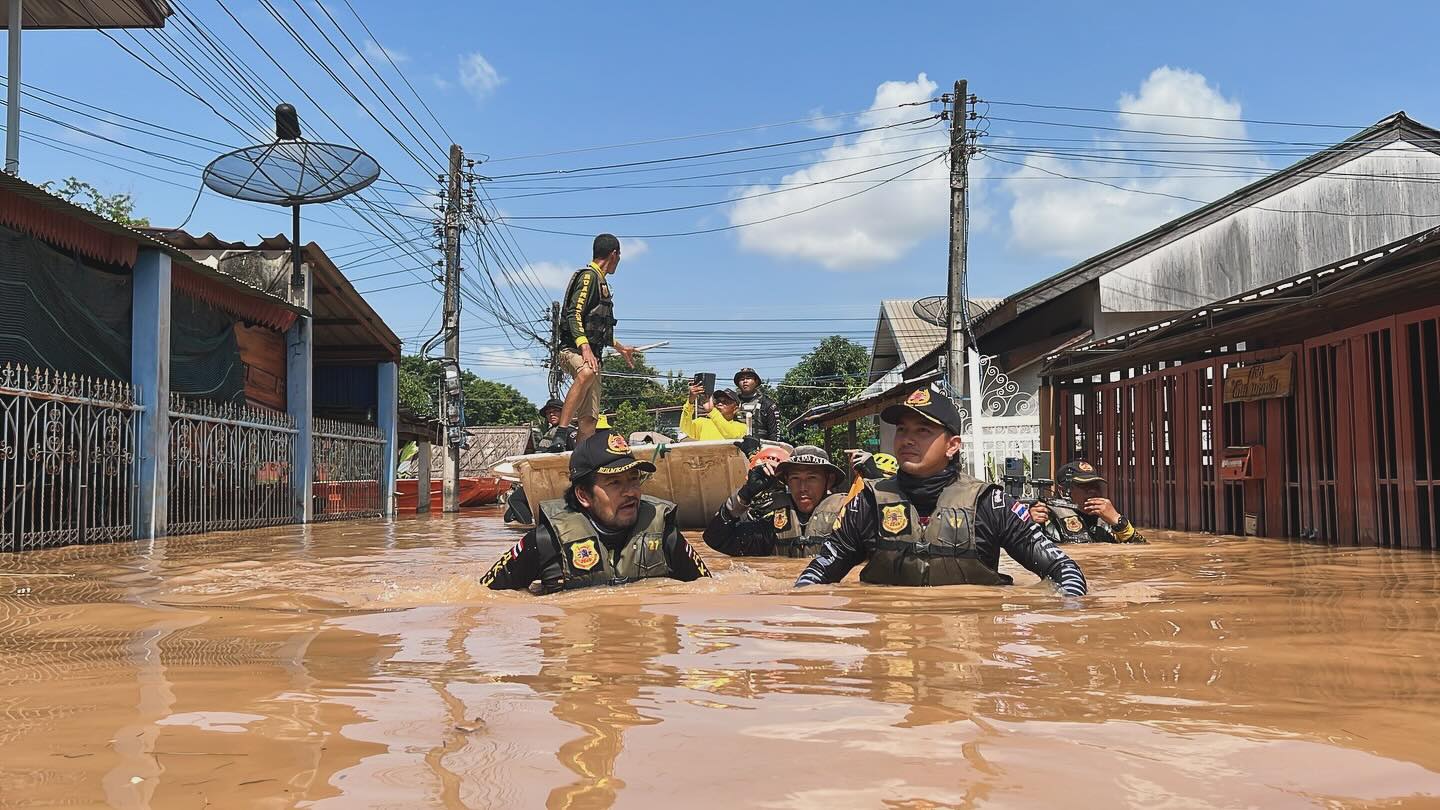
[1224,355,1294,402]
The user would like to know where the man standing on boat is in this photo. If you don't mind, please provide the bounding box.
[733,368,782,442]
[794,386,1088,596]
[481,430,711,593]
[704,445,851,557]
[554,234,638,445]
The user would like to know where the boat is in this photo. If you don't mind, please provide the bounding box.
[396,476,511,512]
[494,438,789,530]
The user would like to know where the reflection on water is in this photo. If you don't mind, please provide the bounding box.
[2,512,1440,807]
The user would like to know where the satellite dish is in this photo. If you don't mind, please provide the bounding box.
[912,296,947,327]
[202,104,380,289]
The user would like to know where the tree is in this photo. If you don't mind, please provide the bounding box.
[774,336,873,448]
[41,177,149,227]
[396,354,538,426]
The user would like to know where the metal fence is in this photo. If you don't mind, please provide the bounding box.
[312,417,384,521]
[167,394,296,536]
[0,363,139,551]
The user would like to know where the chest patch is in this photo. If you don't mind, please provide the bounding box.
[773,510,789,530]
[569,539,601,571]
[1063,515,1085,534]
[881,504,909,535]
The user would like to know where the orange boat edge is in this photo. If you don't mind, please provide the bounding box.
[396,476,511,512]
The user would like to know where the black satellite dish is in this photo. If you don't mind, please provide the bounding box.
[202,104,380,290]
[912,296,947,327]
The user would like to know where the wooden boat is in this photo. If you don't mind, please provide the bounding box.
[396,476,511,512]
[494,439,789,530]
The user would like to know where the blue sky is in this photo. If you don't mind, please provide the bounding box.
[7,0,1440,404]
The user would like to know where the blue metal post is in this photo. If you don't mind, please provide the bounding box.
[131,248,171,539]
[377,360,398,517]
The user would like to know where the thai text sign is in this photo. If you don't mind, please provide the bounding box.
[1225,355,1294,402]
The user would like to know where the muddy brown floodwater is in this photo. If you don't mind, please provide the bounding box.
[2,509,1440,808]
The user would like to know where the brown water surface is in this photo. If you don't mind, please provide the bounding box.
[2,510,1440,808]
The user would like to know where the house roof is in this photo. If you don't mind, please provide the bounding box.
[975,111,1440,337]
[870,297,1003,375]
[0,173,303,329]
[1043,225,1440,378]
[148,230,402,362]
[2,0,169,28]
[401,426,533,477]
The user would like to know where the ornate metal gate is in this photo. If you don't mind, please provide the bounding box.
[0,363,138,551]
[168,395,296,535]
[958,354,1041,480]
[312,417,384,521]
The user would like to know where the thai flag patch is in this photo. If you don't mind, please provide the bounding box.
[1010,501,1030,522]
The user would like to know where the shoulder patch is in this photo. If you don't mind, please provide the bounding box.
[1010,501,1030,522]
[992,489,1005,506]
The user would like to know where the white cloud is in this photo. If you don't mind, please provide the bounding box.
[430,74,453,92]
[363,39,408,64]
[728,73,950,270]
[806,107,843,133]
[508,261,574,291]
[1002,66,1263,260]
[458,52,503,101]
[622,237,650,259]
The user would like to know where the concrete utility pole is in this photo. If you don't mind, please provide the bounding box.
[442,143,463,512]
[6,0,23,175]
[945,80,986,478]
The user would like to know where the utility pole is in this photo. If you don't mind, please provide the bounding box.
[945,80,985,478]
[442,143,463,512]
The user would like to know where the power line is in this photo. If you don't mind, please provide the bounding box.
[981,98,1365,130]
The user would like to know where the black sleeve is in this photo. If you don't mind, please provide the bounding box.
[481,529,552,590]
[795,488,874,586]
[978,490,1088,596]
[763,395,782,442]
[703,506,778,556]
[663,510,712,581]
[564,268,598,348]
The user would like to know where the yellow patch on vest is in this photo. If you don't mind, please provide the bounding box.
[906,388,931,406]
[646,537,662,552]
[570,539,601,571]
[832,513,843,531]
[607,433,630,453]
[1063,515,1084,533]
[773,510,789,530]
[881,504,908,534]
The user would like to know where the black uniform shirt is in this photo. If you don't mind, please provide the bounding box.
[795,485,1088,596]
[482,506,710,592]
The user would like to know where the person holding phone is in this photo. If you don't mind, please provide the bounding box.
[680,383,749,440]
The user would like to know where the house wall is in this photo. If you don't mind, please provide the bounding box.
[1100,143,1440,312]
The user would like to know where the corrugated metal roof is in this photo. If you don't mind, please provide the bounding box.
[2,0,169,28]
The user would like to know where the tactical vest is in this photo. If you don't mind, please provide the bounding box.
[859,475,1010,587]
[1045,501,1102,543]
[770,492,848,558]
[538,495,673,590]
[559,267,617,350]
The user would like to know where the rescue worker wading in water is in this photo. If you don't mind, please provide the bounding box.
[1030,460,1146,544]
[704,445,850,558]
[794,386,1088,596]
[482,430,711,593]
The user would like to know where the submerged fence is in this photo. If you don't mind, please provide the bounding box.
[0,364,139,551]
[167,394,297,536]
[312,417,384,521]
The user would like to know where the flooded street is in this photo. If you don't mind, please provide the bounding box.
[2,512,1440,808]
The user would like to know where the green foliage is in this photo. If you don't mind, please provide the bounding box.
[396,354,537,427]
[41,177,149,227]
[774,336,873,447]
[599,351,689,434]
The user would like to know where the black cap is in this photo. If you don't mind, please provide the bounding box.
[540,398,563,414]
[712,387,739,404]
[568,430,657,482]
[879,386,964,434]
[777,445,845,486]
[734,367,760,385]
[1057,460,1104,487]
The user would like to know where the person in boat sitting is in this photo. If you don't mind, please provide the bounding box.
[534,398,573,453]
[482,430,711,593]
[794,386,1088,596]
[681,385,749,440]
[705,445,851,558]
[1030,460,1145,544]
